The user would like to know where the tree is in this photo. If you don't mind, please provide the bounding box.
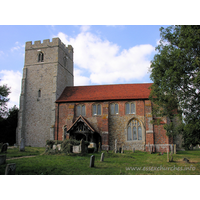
[149,25,200,148]
[0,81,10,119]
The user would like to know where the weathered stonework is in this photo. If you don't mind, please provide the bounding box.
[17,38,74,147]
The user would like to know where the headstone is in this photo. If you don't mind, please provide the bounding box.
[119,147,121,153]
[53,144,57,150]
[19,138,25,151]
[1,143,8,153]
[150,146,152,154]
[98,142,101,152]
[132,147,135,153]
[73,145,80,153]
[5,163,16,175]
[80,139,85,153]
[167,150,169,162]
[170,144,174,154]
[0,155,6,165]
[100,153,104,162]
[183,158,189,163]
[121,146,124,153]
[57,144,61,151]
[174,144,176,154]
[115,139,117,153]
[170,152,173,162]
[90,155,95,167]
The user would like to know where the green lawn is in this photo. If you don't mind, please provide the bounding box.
[1,147,200,175]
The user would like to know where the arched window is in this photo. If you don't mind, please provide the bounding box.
[125,102,135,114]
[127,119,142,141]
[38,52,44,62]
[76,104,86,116]
[38,89,41,98]
[92,104,101,116]
[110,103,119,115]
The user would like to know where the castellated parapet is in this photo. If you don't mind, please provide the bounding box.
[17,37,74,147]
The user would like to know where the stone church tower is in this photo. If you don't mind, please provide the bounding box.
[16,38,74,147]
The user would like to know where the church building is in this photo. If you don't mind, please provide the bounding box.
[17,38,181,152]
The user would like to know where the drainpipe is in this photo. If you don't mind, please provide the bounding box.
[57,103,60,140]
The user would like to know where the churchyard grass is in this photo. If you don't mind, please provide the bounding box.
[0,148,200,175]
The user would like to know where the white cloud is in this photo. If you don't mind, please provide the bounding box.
[0,70,22,108]
[0,50,4,57]
[56,30,155,85]
[74,69,90,86]
[80,25,90,32]
[10,42,24,52]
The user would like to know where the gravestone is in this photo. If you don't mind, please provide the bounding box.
[174,144,176,154]
[167,150,169,162]
[170,144,174,154]
[132,147,135,153]
[170,152,173,162]
[0,155,6,165]
[19,138,25,151]
[148,143,150,152]
[80,139,85,153]
[100,153,104,162]
[5,163,16,175]
[150,146,152,154]
[121,146,124,153]
[90,155,95,167]
[119,147,121,153]
[57,144,61,151]
[73,145,80,153]
[1,143,8,153]
[183,158,189,163]
[53,144,57,150]
[115,139,117,153]
[98,142,101,152]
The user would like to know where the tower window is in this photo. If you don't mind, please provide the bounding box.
[125,102,135,114]
[38,89,41,98]
[38,52,44,62]
[92,104,101,116]
[110,103,119,115]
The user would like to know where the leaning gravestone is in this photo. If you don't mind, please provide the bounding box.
[1,143,8,153]
[5,163,16,175]
[100,153,104,162]
[0,155,6,165]
[19,138,25,151]
[57,144,61,151]
[90,155,95,167]
[121,146,124,153]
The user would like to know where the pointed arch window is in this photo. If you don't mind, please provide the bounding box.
[125,102,135,114]
[110,103,119,115]
[93,104,101,116]
[76,104,86,116]
[127,119,142,141]
[38,52,44,62]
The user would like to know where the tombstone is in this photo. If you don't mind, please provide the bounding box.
[100,153,104,162]
[90,155,95,167]
[183,158,189,163]
[150,146,152,154]
[190,144,193,150]
[53,144,57,150]
[1,143,8,153]
[0,155,6,165]
[80,139,85,153]
[170,144,174,154]
[174,144,176,154]
[19,138,25,151]
[170,152,173,162]
[57,144,61,151]
[167,150,169,162]
[132,147,135,153]
[121,146,124,153]
[115,139,117,153]
[98,142,101,152]
[5,163,16,175]
[73,145,80,153]
[119,147,122,153]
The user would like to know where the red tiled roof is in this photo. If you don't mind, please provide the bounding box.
[56,83,153,103]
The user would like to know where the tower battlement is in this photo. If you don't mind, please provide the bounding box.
[25,38,73,59]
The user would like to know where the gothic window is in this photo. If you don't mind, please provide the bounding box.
[125,102,135,114]
[38,52,44,62]
[92,104,101,116]
[110,103,119,115]
[76,104,86,116]
[127,119,142,141]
